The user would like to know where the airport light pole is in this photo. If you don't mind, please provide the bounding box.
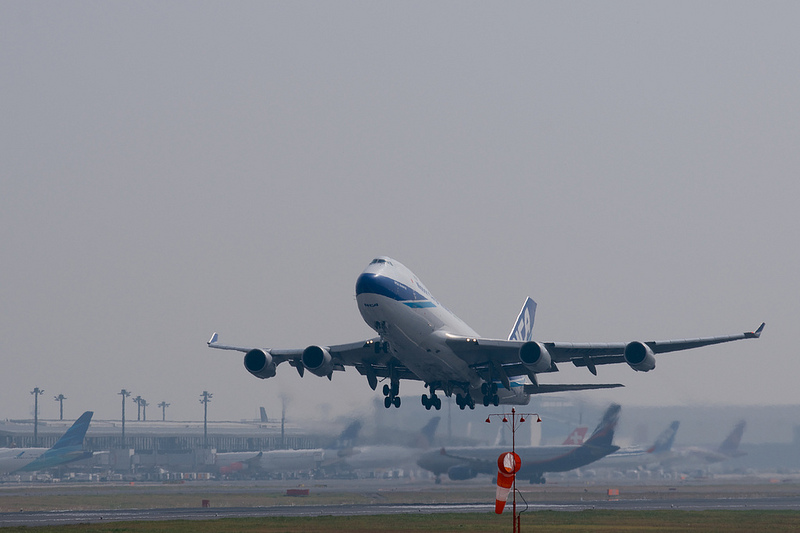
[53,394,67,420]
[133,395,143,421]
[200,391,212,448]
[31,387,44,446]
[486,408,541,533]
[119,389,131,447]
[157,401,170,421]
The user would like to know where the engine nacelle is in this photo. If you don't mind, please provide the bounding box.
[447,465,478,480]
[624,341,656,372]
[302,345,335,377]
[519,341,552,373]
[243,349,277,379]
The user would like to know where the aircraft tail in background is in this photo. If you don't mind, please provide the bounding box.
[717,420,747,458]
[562,427,588,446]
[647,421,680,454]
[584,404,621,449]
[259,407,268,423]
[48,411,93,451]
[18,411,94,472]
[417,417,440,448]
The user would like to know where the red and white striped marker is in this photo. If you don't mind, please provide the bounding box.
[495,451,521,514]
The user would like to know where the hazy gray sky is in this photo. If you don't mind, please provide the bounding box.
[2,2,797,424]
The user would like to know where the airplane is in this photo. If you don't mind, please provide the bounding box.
[214,420,363,477]
[591,420,680,471]
[658,420,747,470]
[208,256,765,410]
[416,403,621,484]
[215,417,440,478]
[0,411,94,474]
[326,416,440,474]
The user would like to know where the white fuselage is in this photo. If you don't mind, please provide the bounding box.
[355,257,528,403]
[0,447,47,475]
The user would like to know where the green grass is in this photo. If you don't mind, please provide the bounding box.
[2,511,800,532]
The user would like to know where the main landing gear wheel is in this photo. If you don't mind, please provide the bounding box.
[421,392,442,410]
[382,380,400,408]
[481,382,500,407]
[455,393,475,410]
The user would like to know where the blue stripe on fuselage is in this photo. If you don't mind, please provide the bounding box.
[356,273,430,303]
[403,301,436,308]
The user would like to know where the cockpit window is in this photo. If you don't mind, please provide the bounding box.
[369,258,392,266]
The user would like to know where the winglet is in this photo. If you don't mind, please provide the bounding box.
[208,332,219,345]
[746,323,765,339]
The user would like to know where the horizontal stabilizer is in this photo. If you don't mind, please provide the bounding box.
[523,383,623,395]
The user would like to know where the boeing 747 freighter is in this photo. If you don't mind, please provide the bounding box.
[208,257,764,410]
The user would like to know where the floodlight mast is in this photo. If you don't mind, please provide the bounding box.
[119,389,131,447]
[200,391,213,448]
[53,394,67,420]
[157,401,170,421]
[486,407,541,533]
[31,387,44,446]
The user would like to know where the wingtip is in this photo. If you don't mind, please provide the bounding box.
[208,332,218,345]
[747,323,765,339]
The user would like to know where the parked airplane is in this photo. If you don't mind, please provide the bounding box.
[416,404,621,484]
[208,257,764,410]
[214,420,362,477]
[327,417,440,474]
[215,417,439,478]
[659,420,747,469]
[0,411,94,474]
[592,420,680,471]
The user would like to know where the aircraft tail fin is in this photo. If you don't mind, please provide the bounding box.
[562,427,588,446]
[584,404,621,448]
[50,411,93,450]
[647,421,680,454]
[328,420,362,449]
[259,407,268,423]
[420,417,440,448]
[508,297,537,341]
[717,420,746,457]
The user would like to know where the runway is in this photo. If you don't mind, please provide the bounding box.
[1,477,799,527]
[2,496,800,527]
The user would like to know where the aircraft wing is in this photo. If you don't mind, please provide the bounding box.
[445,322,765,378]
[207,333,419,388]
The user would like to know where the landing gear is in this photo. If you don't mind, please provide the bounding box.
[455,392,475,410]
[382,380,400,408]
[481,382,500,406]
[373,339,390,354]
[421,384,442,410]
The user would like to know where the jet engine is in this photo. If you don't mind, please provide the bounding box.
[447,465,478,480]
[623,341,656,372]
[302,345,335,377]
[244,349,277,379]
[519,341,552,373]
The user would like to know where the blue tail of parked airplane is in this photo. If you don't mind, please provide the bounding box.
[18,411,93,471]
